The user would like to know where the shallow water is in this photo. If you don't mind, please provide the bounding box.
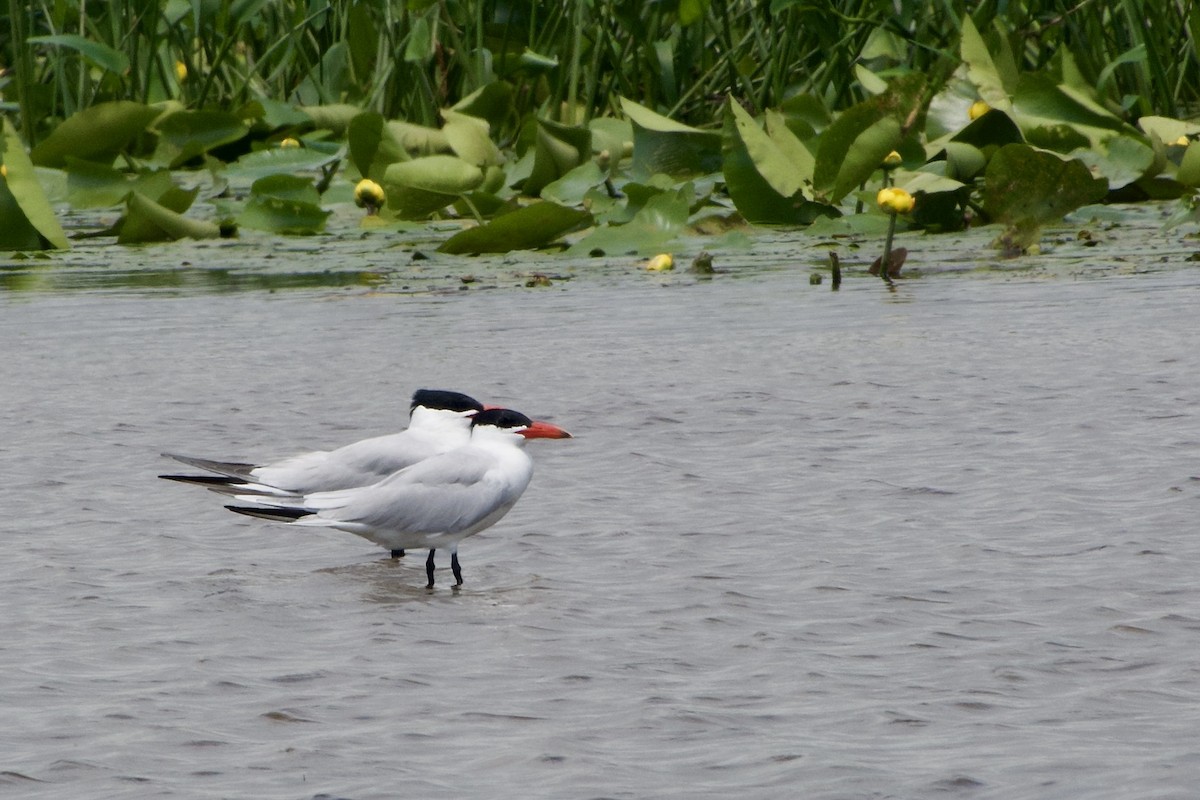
[2,249,1199,799]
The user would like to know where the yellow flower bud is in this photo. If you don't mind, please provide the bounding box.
[354,179,386,214]
[279,137,301,148]
[645,253,674,272]
[174,61,188,82]
[1175,136,1190,147]
[969,100,990,121]
[883,150,902,168]
[0,164,6,179]
[877,187,914,214]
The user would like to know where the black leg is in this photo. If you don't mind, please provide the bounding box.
[390,549,405,558]
[425,549,436,588]
[450,550,462,586]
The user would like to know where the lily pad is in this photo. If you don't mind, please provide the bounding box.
[450,82,516,132]
[621,97,722,179]
[812,97,904,204]
[438,202,592,254]
[524,119,592,198]
[348,112,409,181]
[65,159,174,209]
[1,118,70,249]
[154,110,250,167]
[443,112,502,167]
[119,188,220,243]
[223,145,343,183]
[384,155,485,195]
[238,175,331,234]
[31,101,162,168]
[981,143,1107,227]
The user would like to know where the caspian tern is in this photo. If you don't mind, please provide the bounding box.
[160,388,485,496]
[224,408,572,587]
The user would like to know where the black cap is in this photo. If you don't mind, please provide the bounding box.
[410,389,484,414]
[471,408,532,429]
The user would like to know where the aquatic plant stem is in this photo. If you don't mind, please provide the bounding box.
[880,212,897,285]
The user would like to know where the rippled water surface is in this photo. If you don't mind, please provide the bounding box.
[3,255,1199,799]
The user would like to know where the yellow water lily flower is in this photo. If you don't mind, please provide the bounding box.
[645,253,674,271]
[174,61,188,82]
[1175,136,1191,147]
[877,187,915,214]
[279,137,301,148]
[882,150,902,168]
[969,100,990,120]
[0,164,6,179]
[354,179,386,214]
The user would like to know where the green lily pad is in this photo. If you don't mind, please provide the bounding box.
[1178,143,1200,188]
[981,143,1107,227]
[348,112,409,181]
[384,155,485,195]
[722,98,827,224]
[960,16,1015,111]
[1,118,70,249]
[450,82,516,132]
[442,112,502,167]
[119,188,220,243]
[524,119,592,198]
[31,101,162,168]
[812,94,904,203]
[65,159,175,209]
[238,175,330,234]
[223,145,343,183]
[568,189,689,257]
[1071,135,1157,190]
[298,104,362,136]
[621,97,722,179]
[153,110,250,167]
[541,160,606,206]
[438,201,592,254]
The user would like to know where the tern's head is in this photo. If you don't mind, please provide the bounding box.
[472,408,572,440]
[410,389,485,418]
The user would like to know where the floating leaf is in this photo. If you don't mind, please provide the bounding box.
[1071,135,1157,190]
[1,118,70,249]
[119,188,220,243]
[1178,143,1200,188]
[813,99,903,204]
[541,160,606,206]
[438,202,591,254]
[384,155,484,195]
[31,101,162,168]
[960,16,1013,111]
[981,143,1107,227]
[238,175,330,234]
[154,110,249,166]
[524,119,591,197]
[223,145,342,182]
[621,97,722,179]
[298,104,362,136]
[443,112,502,166]
[568,190,688,256]
[65,159,174,209]
[348,112,409,181]
[449,82,515,134]
[725,100,803,198]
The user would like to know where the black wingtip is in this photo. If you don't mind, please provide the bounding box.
[225,505,311,522]
[160,473,241,487]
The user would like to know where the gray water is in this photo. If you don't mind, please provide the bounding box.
[3,258,1199,799]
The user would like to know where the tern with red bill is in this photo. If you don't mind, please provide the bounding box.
[225,408,572,587]
[160,389,486,497]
